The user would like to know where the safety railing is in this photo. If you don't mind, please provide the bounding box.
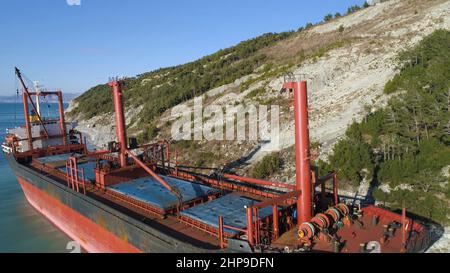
[65,157,87,195]
[218,216,247,249]
[315,171,339,205]
[245,191,301,248]
[2,144,13,154]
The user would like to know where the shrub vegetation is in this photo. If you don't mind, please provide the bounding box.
[319,30,450,224]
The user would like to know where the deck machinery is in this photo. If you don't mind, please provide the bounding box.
[2,68,431,253]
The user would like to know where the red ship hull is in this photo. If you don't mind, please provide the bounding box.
[17,177,141,253]
[4,70,432,253]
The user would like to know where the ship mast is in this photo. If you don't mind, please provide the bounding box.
[15,67,50,139]
[282,80,313,225]
[33,81,41,116]
[14,67,69,151]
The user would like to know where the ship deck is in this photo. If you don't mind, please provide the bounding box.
[35,153,83,165]
[24,152,429,253]
[107,176,220,211]
[272,206,428,253]
[180,194,275,235]
[26,153,277,250]
[27,160,222,249]
[10,148,430,254]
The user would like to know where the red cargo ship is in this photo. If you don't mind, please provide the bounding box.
[2,68,431,253]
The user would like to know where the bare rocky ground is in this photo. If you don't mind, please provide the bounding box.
[427,227,450,253]
[68,0,450,251]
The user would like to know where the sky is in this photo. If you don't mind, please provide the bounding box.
[0,0,365,95]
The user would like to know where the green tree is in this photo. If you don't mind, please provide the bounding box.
[324,14,333,22]
[347,5,361,14]
[251,153,281,179]
[324,29,450,224]
[328,123,374,186]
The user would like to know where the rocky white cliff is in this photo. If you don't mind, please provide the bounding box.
[72,0,449,159]
[67,0,450,251]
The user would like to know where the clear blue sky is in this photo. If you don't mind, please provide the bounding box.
[0,0,365,95]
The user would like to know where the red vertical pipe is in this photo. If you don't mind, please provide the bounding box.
[402,206,407,252]
[272,205,279,240]
[15,67,49,138]
[218,216,224,249]
[71,157,80,193]
[57,91,67,145]
[246,207,254,247]
[294,81,312,225]
[109,81,128,168]
[254,208,260,245]
[22,92,33,151]
[333,173,339,205]
[175,150,179,176]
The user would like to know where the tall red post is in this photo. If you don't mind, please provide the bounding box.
[333,173,339,205]
[254,208,260,245]
[15,68,49,138]
[109,81,128,168]
[22,92,33,151]
[57,91,67,145]
[175,150,179,176]
[272,205,279,240]
[293,81,312,225]
[246,207,254,247]
[218,216,224,249]
[401,205,407,252]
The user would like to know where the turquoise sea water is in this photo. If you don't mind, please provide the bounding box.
[0,103,72,253]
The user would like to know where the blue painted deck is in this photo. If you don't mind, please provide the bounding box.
[57,161,98,182]
[107,176,220,211]
[36,153,81,164]
[180,194,276,235]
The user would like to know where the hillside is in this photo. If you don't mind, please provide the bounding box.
[68,0,449,173]
[67,0,450,250]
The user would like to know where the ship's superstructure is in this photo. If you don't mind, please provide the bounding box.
[2,68,431,253]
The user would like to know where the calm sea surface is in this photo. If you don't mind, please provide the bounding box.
[0,103,72,253]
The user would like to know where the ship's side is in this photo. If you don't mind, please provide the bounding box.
[5,153,208,253]
[3,69,432,254]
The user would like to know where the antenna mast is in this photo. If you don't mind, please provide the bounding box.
[15,67,50,138]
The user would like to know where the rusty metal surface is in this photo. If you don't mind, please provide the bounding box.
[180,194,276,235]
[272,205,430,253]
[107,175,220,211]
[8,154,222,252]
